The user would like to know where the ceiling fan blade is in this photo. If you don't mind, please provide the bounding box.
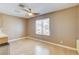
[19,3,25,8]
[32,13,40,15]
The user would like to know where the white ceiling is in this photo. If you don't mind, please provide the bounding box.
[0,3,78,18]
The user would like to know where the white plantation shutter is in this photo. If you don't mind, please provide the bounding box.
[36,20,42,35]
[42,18,50,35]
[36,18,50,36]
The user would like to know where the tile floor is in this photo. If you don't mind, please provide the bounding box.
[0,39,78,55]
[9,39,78,55]
[0,45,9,55]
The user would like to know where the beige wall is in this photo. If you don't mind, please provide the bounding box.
[0,14,3,28]
[28,6,78,48]
[77,6,79,50]
[0,14,28,40]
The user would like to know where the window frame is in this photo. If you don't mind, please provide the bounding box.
[35,18,50,36]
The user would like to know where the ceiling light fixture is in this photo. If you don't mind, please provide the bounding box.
[18,4,40,17]
[28,12,33,16]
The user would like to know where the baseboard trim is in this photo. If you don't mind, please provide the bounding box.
[27,36,79,52]
[8,36,79,52]
[8,37,28,42]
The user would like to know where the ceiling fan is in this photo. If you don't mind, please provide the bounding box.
[18,4,40,17]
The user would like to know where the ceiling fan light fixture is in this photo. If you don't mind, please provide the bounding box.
[28,12,34,16]
[18,4,39,17]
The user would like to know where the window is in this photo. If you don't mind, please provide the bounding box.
[36,20,42,35]
[36,18,50,36]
